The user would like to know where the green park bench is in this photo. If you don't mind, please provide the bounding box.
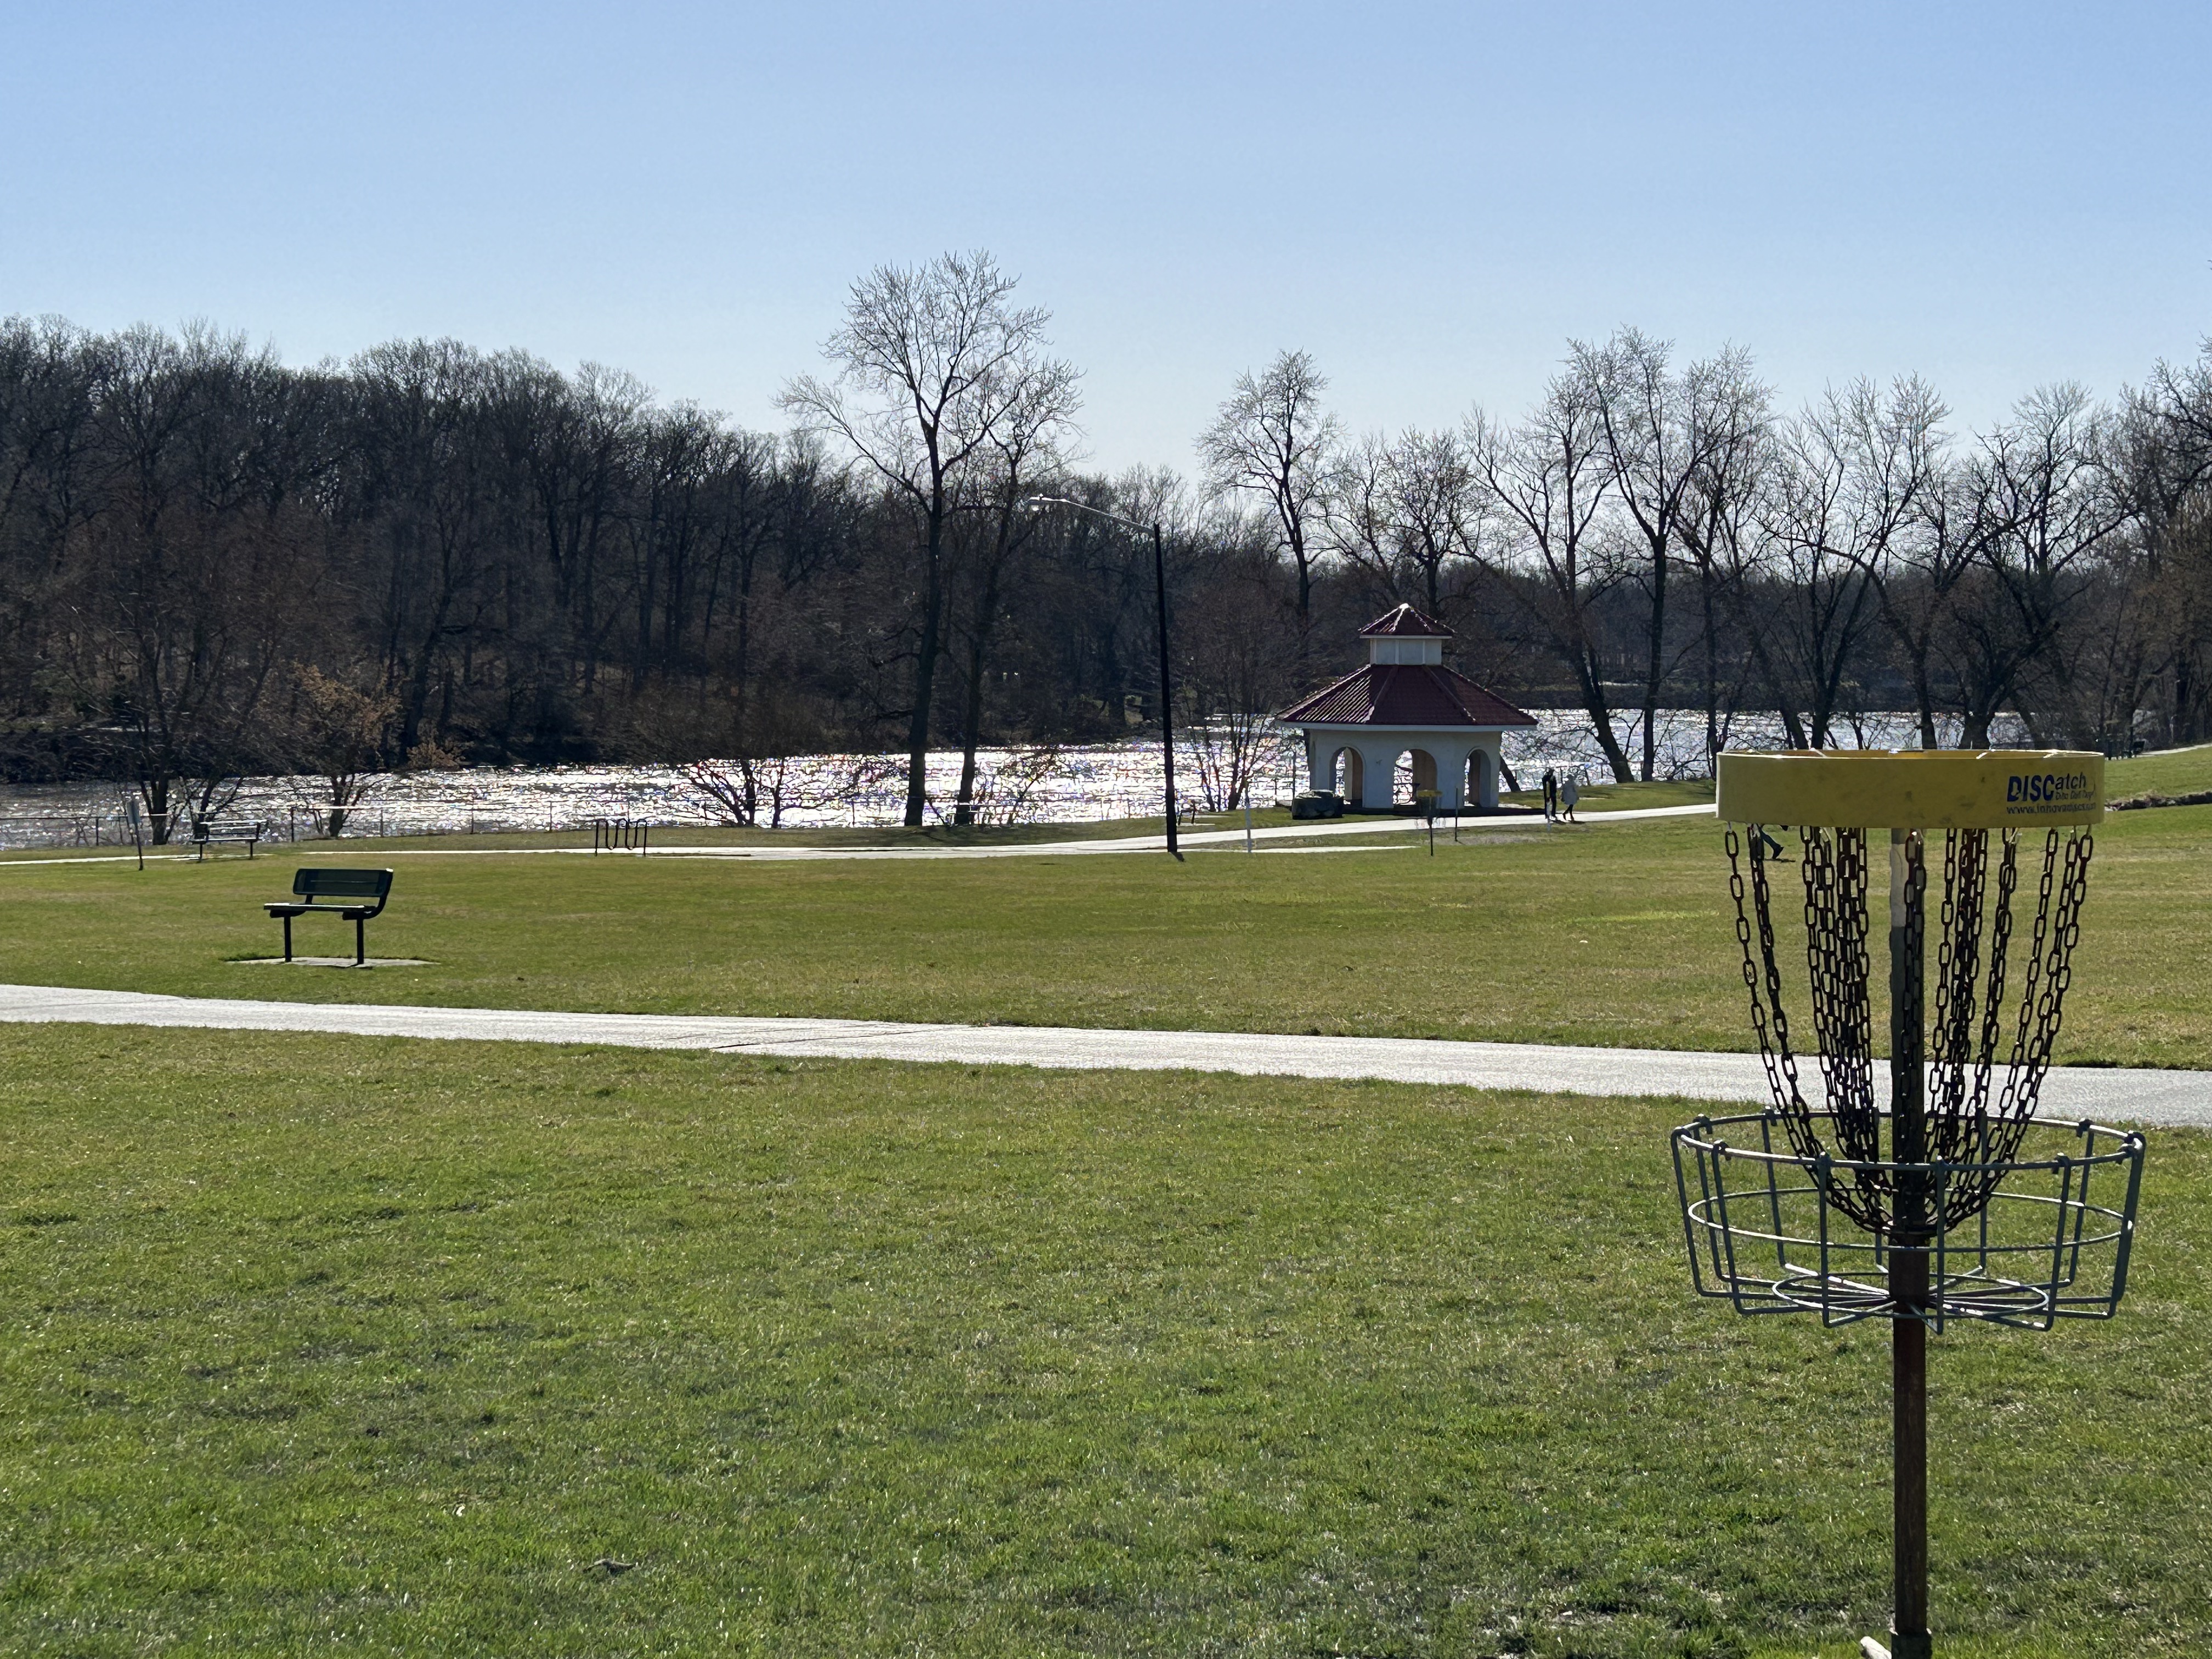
[190,816,266,859]
[264,867,394,966]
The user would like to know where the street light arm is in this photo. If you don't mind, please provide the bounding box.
[1018,494,1153,537]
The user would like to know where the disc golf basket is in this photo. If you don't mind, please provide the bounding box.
[1672,750,2145,1659]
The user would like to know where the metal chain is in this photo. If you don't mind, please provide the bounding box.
[1803,826,1878,1162]
[1929,828,1988,1124]
[1720,815,2095,1240]
[1724,827,1821,1167]
[1792,824,1888,1228]
[2005,828,2093,1130]
[2000,830,2062,1115]
[1939,826,2091,1229]
[1972,830,2020,1116]
[1884,832,1929,1236]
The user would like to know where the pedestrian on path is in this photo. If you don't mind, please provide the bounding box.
[1542,767,1559,822]
[1560,773,1580,823]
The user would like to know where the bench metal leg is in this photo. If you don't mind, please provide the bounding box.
[355,916,366,967]
[283,915,294,962]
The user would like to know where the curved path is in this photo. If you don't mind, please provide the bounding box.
[1,981,2203,1127]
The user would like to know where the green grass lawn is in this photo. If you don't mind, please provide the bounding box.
[1,1025,2203,1657]
[1502,778,1718,812]
[3,795,2207,1067]
[2107,740,2212,798]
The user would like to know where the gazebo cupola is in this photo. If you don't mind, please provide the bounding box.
[1362,605,1448,664]
[1276,603,1537,811]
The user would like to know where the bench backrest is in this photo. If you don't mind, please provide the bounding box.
[292,867,394,902]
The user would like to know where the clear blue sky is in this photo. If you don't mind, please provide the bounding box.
[4,2,2207,471]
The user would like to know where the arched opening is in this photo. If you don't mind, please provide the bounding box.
[1333,747,1364,800]
[1466,748,1494,811]
[1396,749,1438,808]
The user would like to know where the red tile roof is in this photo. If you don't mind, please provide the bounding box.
[1358,603,1453,637]
[1277,664,1538,727]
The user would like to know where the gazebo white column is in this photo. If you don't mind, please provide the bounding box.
[1465,733,1504,810]
[1353,743,1397,810]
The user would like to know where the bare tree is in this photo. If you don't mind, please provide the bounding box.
[1582,331,1763,778]
[1328,427,1487,621]
[1673,352,1776,758]
[1199,349,1340,636]
[83,325,318,836]
[682,750,902,830]
[781,252,1058,825]
[1795,377,1952,746]
[2115,357,2212,744]
[1466,374,1635,781]
[350,337,503,758]
[279,663,399,836]
[2136,492,2212,746]
[1973,385,2130,746]
[1750,386,1920,749]
[1180,522,1296,810]
[949,350,1082,823]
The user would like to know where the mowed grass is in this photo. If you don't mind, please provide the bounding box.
[1,1025,2205,1657]
[2,794,2208,1066]
[2107,739,2212,798]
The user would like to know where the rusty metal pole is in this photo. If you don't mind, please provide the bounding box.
[1886,827,1932,1659]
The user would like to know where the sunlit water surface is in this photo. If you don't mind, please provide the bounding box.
[0,709,2021,849]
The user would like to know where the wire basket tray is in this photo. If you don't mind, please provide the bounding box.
[1673,1109,2143,1331]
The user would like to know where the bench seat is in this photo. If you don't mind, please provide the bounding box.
[193,821,266,860]
[264,868,394,964]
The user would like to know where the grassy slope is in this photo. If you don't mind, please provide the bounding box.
[0,1025,2203,1658]
[1504,778,1718,812]
[2,799,2207,1066]
[2108,741,2212,798]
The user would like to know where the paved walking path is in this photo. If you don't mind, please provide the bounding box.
[0,803,1715,868]
[558,803,1713,860]
[3,982,2203,1127]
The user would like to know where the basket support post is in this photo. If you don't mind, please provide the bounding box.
[1891,1269,1929,1657]
[1887,828,1933,1659]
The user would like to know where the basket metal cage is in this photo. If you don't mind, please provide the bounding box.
[1673,1108,2144,1332]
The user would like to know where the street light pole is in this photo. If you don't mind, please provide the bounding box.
[1021,495,1182,860]
[1150,518,1178,859]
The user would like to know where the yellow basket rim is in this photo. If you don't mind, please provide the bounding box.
[1714,748,2104,829]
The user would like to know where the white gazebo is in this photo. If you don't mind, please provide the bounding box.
[1277,603,1537,811]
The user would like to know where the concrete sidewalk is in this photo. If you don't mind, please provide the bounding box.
[308,802,1712,862]
[627,802,1715,860]
[2,982,2203,1127]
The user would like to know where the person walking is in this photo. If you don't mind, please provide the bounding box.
[1560,772,1581,823]
[1542,766,1559,822]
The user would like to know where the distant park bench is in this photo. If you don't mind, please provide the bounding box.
[191,817,266,859]
[264,867,394,966]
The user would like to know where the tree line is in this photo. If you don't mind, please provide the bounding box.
[4,252,2210,835]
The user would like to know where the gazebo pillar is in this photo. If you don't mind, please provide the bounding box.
[1297,731,1512,810]
[1411,740,1466,810]
[1356,743,1397,810]
[1466,734,1504,809]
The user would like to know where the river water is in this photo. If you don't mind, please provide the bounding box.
[0,708,2021,849]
